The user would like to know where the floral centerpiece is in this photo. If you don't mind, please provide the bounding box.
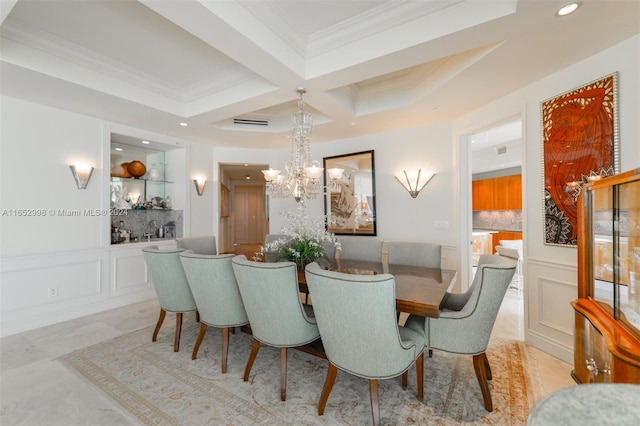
[256,208,338,271]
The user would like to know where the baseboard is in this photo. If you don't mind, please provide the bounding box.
[526,329,573,364]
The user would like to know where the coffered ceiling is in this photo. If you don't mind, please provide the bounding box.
[1,1,638,150]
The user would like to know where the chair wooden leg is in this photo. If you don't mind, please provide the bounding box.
[221,327,230,374]
[369,379,381,426]
[152,309,166,342]
[280,347,287,401]
[174,312,183,352]
[401,371,408,389]
[243,339,260,382]
[318,363,338,415]
[482,351,492,380]
[473,353,493,412]
[416,352,424,400]
[192,323,207,360]
[195,311,200,322]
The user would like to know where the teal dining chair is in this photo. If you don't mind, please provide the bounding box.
[231,255,320,401]
[179,251,249,373]
[176,236,217,255]
[441,253,515,311]
[304,262,426,426]
[387,241,442,268]
[141,246,197,352]
[335,236,383,263]
[405,258,516,412]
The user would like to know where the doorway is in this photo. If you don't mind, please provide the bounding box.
[218,163,269,254]
[233,185,265,245]
[468,118,524,338]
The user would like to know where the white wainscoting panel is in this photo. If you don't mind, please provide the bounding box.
[525,258,577,364]
[1,249,109,336]
[110,246,151,297]
[0,240,175,337]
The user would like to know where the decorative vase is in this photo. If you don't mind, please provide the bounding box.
[148,166,160,181]
[296,259,312,273]
[113,162,131,178]
[127,160,146,179]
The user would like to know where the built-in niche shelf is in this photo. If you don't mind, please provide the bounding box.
[110,177,174,209]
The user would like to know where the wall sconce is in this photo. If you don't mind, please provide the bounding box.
[193,177,207,196]
[395,169,435,198]
[69,164,94,189]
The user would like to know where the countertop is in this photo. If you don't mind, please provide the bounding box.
[111,238,176,247]
[472,230,498,235]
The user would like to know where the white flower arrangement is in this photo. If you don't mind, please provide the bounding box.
[256,208,338,270]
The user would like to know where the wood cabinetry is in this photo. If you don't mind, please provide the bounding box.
[472,174,521,210]
[472,179,493,210]
[572,167,640,384]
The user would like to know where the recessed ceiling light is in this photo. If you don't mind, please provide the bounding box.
[141,140,150,145]
[245,175,250,180]
[179,122,188,127]
[115,147,123,152]
[557,2,580,16]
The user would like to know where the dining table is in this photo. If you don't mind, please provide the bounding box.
[298,259,458,318]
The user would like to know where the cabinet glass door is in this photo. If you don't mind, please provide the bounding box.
[618,179,640,335]
[592,186,614,306]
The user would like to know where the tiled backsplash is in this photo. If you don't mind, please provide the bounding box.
[473,210,522,231]
[111,209,183,243]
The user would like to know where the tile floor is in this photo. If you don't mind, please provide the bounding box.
[0,287,576,425]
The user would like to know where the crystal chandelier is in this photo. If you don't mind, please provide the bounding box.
[262,88,325,203]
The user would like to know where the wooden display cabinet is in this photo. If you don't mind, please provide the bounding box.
[571,167,640,384]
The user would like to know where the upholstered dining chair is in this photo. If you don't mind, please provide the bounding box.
[404,259,516,412]
[179,251,249,373]
[231,255,320,401]
[141,246,197,352]
[497,241,523,292]
[176,236,217,255]
[305,262,426,426]
[335,236,383,265]
[441,253,515,311]
[387,241,442,268]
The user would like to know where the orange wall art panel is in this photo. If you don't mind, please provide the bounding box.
[542,73,619,247]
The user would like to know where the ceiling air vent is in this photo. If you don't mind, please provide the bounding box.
[233,118,268,126]
[496,146,507,155]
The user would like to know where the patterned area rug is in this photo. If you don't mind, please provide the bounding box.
[62,324,543,425]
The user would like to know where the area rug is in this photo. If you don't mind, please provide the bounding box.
[62,324,543,425]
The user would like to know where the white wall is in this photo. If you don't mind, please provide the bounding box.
[1,97,106,256]
[213,121,460,271]
[187,142,214,237]
[454,35,640,362]
[313,122,458,259]
[0,97,193,336]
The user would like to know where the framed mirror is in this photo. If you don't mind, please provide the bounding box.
[323,150,376,236]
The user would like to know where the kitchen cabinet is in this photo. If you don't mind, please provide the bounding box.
[571,167,640,384]
[505,174,522,209]
[472,174,521,210]
[472,179,493,210]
